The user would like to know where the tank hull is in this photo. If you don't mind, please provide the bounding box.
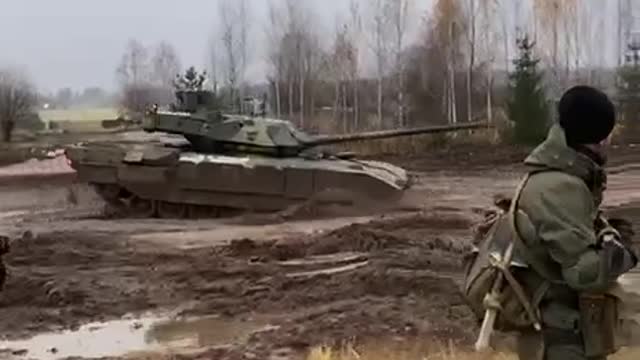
[65,142,410,217]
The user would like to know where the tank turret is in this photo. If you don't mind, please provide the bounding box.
[143,69,490,156]
[144,78,489,156]
[143,107,488,157]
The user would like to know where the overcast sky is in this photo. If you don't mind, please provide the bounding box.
[0,0,432,94]
[0,0,622,94]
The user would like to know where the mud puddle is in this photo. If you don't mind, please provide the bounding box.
[0,315,271,359]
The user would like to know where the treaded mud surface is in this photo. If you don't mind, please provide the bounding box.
[0,143,639,359]
[0,213,476,359]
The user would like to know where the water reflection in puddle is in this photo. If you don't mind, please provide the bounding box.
[0,315,271,360]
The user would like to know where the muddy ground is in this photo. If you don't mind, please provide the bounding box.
[0,143,639,360]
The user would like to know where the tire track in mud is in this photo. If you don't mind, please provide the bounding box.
[0,145,639,359]
[0,212,479,359]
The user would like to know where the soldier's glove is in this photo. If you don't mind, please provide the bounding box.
[607,218,635,249]
[600,235,639,281]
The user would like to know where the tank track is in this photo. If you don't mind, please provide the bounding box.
[90,183,363,220]
[92,184,243,219]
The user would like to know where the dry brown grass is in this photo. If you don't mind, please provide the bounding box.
[306,342,515,360]
[613,347,640,359]
[306,342,640,360]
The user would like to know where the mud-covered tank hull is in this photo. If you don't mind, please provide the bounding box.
[65,142,410,218]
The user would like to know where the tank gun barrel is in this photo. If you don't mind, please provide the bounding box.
[305,121,491,147]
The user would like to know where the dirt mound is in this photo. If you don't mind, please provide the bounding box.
[175,212,477,359]
[222,213,472,261]
[0,231,189,338]
[306,213,471,255]
[0,211,478,358]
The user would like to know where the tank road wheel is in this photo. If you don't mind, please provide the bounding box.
[92,184,122,204]
[92,184,127,217]
[157,201,187,219]
[130,197,157,218]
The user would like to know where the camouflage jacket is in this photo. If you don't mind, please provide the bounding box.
[513,124,628,295]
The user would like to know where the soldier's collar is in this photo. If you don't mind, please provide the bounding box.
[524,124,604,186]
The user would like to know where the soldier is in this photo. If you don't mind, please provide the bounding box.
[513,85,638,360]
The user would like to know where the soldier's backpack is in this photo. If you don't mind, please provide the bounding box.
[461,174,549,332]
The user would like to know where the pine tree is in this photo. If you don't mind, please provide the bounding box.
[507,35,551,145]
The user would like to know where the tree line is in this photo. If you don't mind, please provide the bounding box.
[200,0,632,136]
[1,0,638,144]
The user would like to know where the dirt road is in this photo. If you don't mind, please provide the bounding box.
[0,144,639,360]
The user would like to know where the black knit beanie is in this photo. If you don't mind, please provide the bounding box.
[558,86,616,147]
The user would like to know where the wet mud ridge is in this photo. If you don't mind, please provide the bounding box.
[0,212,479,359]
[1,143,640,359]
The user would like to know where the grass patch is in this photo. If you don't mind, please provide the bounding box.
[307,342,514,360]
[49,120,107,133]
[306,342,640,360]
[39,108,120,123]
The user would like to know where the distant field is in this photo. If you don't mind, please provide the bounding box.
[38,107,121,133]
[51,120,109,133]
[39,108,120,122]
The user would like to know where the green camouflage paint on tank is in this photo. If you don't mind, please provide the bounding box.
[64,68,489,218]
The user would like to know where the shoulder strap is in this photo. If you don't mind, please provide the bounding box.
[508,174,530,218]
[509,171,561,284]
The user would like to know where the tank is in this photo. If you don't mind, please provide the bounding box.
[64,69,489,218]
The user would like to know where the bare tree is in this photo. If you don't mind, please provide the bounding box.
[218,0,241,106]
[238,0,250,100]
[116,39,150,87]
[266,0,284,117]
[116,39,153,113]
[304,30,323,125]
[573,1,604,84]
[328,2,364,131]
[534,0,560,84]
[151,41,181,88]
[265,0,320,127]
[282,0,310,126]
[588,2,606,84]
[403,0,467,127]
[464,0,478,123]
[618,0,629,67]
[0,68,36,142]
[388,0,412,126]
[208,35,220,95]
[291,1,305,126]
[478,0,500,124]
[216,0,251,106]
[330,23,354,130]
[431,0,466,125]
[349,0,362,128]
[498,0,511,74]
[367,0,392,127]
[534,0,577,93]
